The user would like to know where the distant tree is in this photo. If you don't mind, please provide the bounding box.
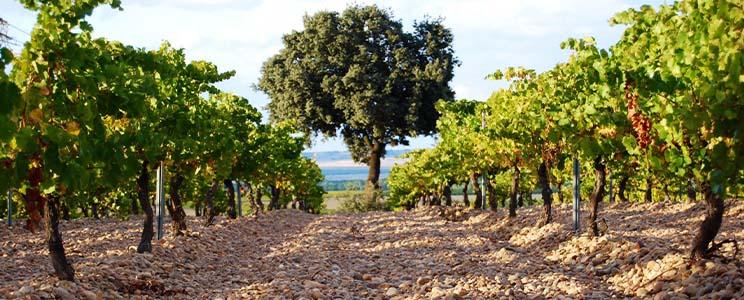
[258,5,458,197]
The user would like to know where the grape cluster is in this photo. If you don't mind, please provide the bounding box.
[625,81,651,150]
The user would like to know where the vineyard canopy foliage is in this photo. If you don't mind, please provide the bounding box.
[387,0,743,261]
[1,0,325,280]
[0,0,741,297]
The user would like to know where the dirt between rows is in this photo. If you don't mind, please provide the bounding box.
[1,201,743,299]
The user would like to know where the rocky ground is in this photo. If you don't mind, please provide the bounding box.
[1,201,743,299]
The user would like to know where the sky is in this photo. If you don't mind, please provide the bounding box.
[1,0,664,152]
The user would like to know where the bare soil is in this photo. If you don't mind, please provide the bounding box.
[1,201,743,299]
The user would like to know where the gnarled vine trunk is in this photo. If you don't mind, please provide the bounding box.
[517,191,523,207]
[443,183,452,206]
[269,185,280,210]
[245,183,259,216]
[509,166,519,218]
[644,178,653,203]
[471,173,482,209]
[204,180,219,226]
[686,178,696,202]
[618,176,629,202]
[689,180,725,260]
[194,199,202,217]
[61,200,71,221]
[588,156,606,237]
[404,199,415,210]
[224,179,237,219]
[136,161,154,253]
[255,187,264,212]
[538,161,552,226]
[130,194,139,216]
[167,174,187,235]
[556,178,565,204]
[462,180,469,207]
[45,194,75,281]
[92,202,99,220]
[24,155,44,233]
[486,177,497,211]
[663,184,671,202]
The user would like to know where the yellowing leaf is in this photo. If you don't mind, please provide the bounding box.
[39,86,51,96]
[29,108,44,123]
[65,121,81,136]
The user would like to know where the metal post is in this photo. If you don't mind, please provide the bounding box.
[573,157,581,232]
[156,162,165,239]
[481,110,487,210]
[235,181,242,217]
[482,176,487,210]
[6,190,11,226]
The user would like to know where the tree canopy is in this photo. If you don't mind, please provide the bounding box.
[258,5,458,192]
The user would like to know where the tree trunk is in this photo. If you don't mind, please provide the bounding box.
[443,183,452,206]
[167,174,187,235]
[462,181,469,207]
[689,180,725,260]
[136,161,154,253]
[269,185,280,210]
[471,173,482,209]
[686,178,696,202]
[644,178,653,203]
[556,178,565,204]
[538,161,552,225]
[618,176,629,202]
[366,141,384,191]
[45,194,75,281]
[24,156,44,232]
[486,177,497,212]
[204,180,219,226]
[509,166,519,218]
[224,179,237,219]
[588,156,606,237]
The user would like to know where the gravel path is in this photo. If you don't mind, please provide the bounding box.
[2,202,743,299]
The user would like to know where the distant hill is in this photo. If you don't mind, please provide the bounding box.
[302,149,416,182]
[302,149,413,162]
